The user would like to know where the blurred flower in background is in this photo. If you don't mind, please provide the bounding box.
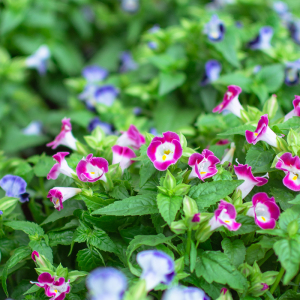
[26,45,50,75]
[203,15,226,42]
[119,51,138,72]
[248,26,274,50]
[201,60,222,85]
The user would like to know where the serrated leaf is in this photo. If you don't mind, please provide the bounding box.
[76,248,104,272]
[275,117,300,132]
[4,221,44,236]
[278,207,300,234]
[49,231,74,247]
[218,124,256,136]
[23,284,40,295]
[221,239,246,268]
[140,159,157,187]
[157,193,182,225]
[270,188,294,211]
[89,228,117,253]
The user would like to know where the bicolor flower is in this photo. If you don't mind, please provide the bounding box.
[213,85,243,117]
[31,273,70,300]
[209,200,241,231]
[163,286,210,300]
[112,145,136,172]
[201,60,222,86]
[87,117,113,135]
[288,19,300,45]
[275,152,300,191]
[47,152,76,180]
[121,0,139,13]
[47,187,81,211]
[0,175,29,203]
[94,85,119,107]
[248,26,273,50]
[47,118,78,150]
[234,163,268,199]
[82,65,108,82]
[220,142,236,165]
[245,114,278,148]
[26,45,50,75]
[76,154,108,183]
[137,250,175,291]
[284,95,300,121]
[116,125,145,149]
[247,192,280,230]
[284,60,300,86]
[188,150,220,181]
[203,15,225,42]
[147,131,183,171]
[119,51,138,73]
[86,267,127,300]
[22,121,43,136]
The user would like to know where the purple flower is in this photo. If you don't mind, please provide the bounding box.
[88,117,113,135]
[47,152,75,180]
[248,27,273,50]
[119,51,138,73]
[0,175,29,203]
[121,0,139,13]
[204,15,226,42]
[30,272,70,300]
[273,1,289,16]
[137,250,175,291]
[247,192,280,229]
[284,95,300,121]
[192,213,201,223]
[188,150,220,181]
[284,60,300,86]
[253,65,262,74]
[213,85,243,117]
[147,25,160,50]
[147,131,183,171]
[245,114,278,148]
[82,65,108,83]
[163,286,210,300]
[234,163,268,199]
[112,145,136,173]
[26,45,50,75]
[47,118,78,151]
[94,85,119,107]
[201,60,222,85]
[133,107,142,115]
[86,267,127,300]
[275,152,300,191]
[22,121,43,136]
[47,187,81,211]
[76,154,108,183]
[209,200,241,231]
[116,125,145,150]
[288,19,300,45]
[78,85,98,111]
[150,128,158,136]
[261,283,269,291]
[0,210,3,216]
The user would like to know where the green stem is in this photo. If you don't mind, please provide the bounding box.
[39,177,50,215]
[293,272,300,292]
[186,229,192,256]
[258,249,273,267]
[269,267,285,295]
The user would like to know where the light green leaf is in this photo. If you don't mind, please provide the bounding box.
[157,193,182,225]
[140,159,157,187]
[4,221,44,236]
[221,239,246,268]
[158,71,186,96]
[218,124,256,136]
[0,197,19,215]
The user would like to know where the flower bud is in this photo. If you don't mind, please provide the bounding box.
[189,213,201,230]
[263,94,278,120]
[183,196,198,219]
[108,164,123,180]
[145,132,154,146]
[173,184,190,196]
[240,109,251,123]
[276,136,289,152]
[261,271,278,285]
[163,170,177,190]
[82,188,93,197]
[76,141,89,156]
[157,186,168,195]
[287,219,299,237]
[174,256,185,273]
[170,220,187,234]
[287,129,300,156]
[248,282,269,297]
[238,263,252,278]
[232,189,242,206]
[92,126,105,141]
[216,288,233,300]
[179,132,187,148]
[195,221,213,243]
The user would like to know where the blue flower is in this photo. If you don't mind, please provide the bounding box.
[248,26,273,50]
[88,117,114,135]
[163,286,210,300]
[82,65,108,83]
[120,51,138,73]
[133,107,142,115]
[86,267,127,300]
[201,60,222,85]
[149,128,158,136]
[0,210,3,216]
[285,60,300,86]
[137,250,175,291]
[204,15,225,42]
[121,0,139,13]
[26,45,50,75]
[273,1,291,22]
[22,121,43,136]
[253,65,262,74]
[94,85,119,107]
[288,20,300,45]
[0,175,29,203]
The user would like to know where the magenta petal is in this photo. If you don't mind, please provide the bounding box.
[31,251,39,262]
[53,152,69,164]
[54,277,65,286]
[283,173,300,191]
[256,218,276,229]
[47,163,60,180]
[162,131,180,142]
[38,272,54,284]
[228,221,242,231]
[172,139,183,160]
[293,95,300,116]
[188,153,203,166]
[245,130,257,144]
[154,159,177,171]
[55,293,67,300]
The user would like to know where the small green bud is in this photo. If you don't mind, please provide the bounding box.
[174,256,185,273]
[240,109,250,123]
[232,189,242,206]
[183,196,198,219]
[145,133,154,146]
[195,221,213,243]
[157,186,168,195]
[108,164,122,180]
[76,141,89,156]
[173,184,190,196]
[216,288,233,300]
[179,132,187,148]
[170,220,187,234]
[163,170,177,190]
[276,136,289,152]
[82,188,93,197]
[248,282,269,297]
[287,219,299,237]
[92,126,105,141]
[287,129,300,156]
[123,279,147,300]
[263,94,278,120]
[238,263,253,278]
[261,271,279,285]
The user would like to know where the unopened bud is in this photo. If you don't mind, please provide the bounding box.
[238,263,252,278]
[179,132,187,148]
[240,109,250,123]
[216,288,233,300]
[76,141,89,156]
[263,94,278,120]
[287,219,299,237]
[174,256,185,273]
[173,184,190,196]
[163,170,177,190]
[183,196,198,219]
[276,136,289,152]
[145,132,154,146]
[195,221,213,243]
[248,282,269,297]
[92,126,105,141]
[170,220,187,234]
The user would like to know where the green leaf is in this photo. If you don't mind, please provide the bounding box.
[278,207,300,234]
[270,188,294,211]
[76,248,104,272]
[188,180,242,209]
[49,231,74,247]
[0,197,19,215]
[28,240,53,264]
[79,194,113,211]
[275,117,300,132]
[23,284,40,295]
[109,184,130,200]
[251,84,269,104]
[278,290,300,299]
[140,159,157,187]
[245,244,267,265]
[221,239,246,268]
[224,216,257,237]
[33,155,54,177]
[218,124,256,136]
[157,193,182,225]
[216,72,252,92]
[89,228,117,253]
[4,221,44,236]
[158,71,186,96]
[92,194,158,216]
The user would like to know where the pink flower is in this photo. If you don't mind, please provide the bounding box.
[31,251,39,262]
[47,187,81,211]
[47,152,75,180]
[216,139,230,145]
[76,154,108,182]
[209,200,241,231]
[31,272,70,300]
[192,213,201,223]
[220,142,236,164]
[275,152,300,191]
[284,95,300,121]
[112,145,136,172]
[116,125,145,150]
[147,131,183,171]
[261,283,269,291]
[47,118,77,150]
[245,114,278,148]
[213,85,244,117]
[247,192,280,229]
[234,163,268,199]
[188,150,220,181]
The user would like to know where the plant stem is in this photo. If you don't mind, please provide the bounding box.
[269,267,285,295]
[186,229,192,256]
[293,272,300,292]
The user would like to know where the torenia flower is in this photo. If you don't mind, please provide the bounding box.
[247,192,280,229]
[86,267,127,300]
[147,131,183,171]
[47,152,76,180]
[22,121,43,136]
[87,117,113,135]
[248,27,273,50]
[201,60,222,86]
[112,145,136,172]
[288,19,300,45]
[209,200,241,231]
[234,163,268,199]
[163,286,210,300]
[213,85,243,117]
[116,125,145,149]
[220,142,236,164]
[245,115,278,148]
[188,150,220,181]
[137,250,175,291]
[284,95,300,121]
[76,154,108,183]
[94,85,119,107]
[47,118,78,150]
[284,60,300,86]
[47,187,81,211]
[119,51,138,73]
[26,45,50,75]
[31,272,70,300]
[275,152,300,191]
[0,175,29,203]
[121,0,139,13]
[82,65,108,82]
[204,15,226,42]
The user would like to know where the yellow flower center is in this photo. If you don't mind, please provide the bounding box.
[200,171,207,175]
[261,216,266,222]
[56,199,59,205]
[162,155,167,161]
[224,220,230,224]
[254,132,258,136]
[54,290,58,293]
[164,150,171,155]
[90,172,95,174]
[293,174,298,181]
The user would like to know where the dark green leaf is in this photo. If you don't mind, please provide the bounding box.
[4,221,44,236]
[157,193,182,225]
[221,239,246,268]
[76,248,104,272]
